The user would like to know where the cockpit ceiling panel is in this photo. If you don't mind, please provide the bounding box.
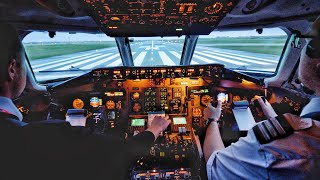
[84,0,239,37]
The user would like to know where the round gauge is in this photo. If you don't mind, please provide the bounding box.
[201,95,212,106]
[90,97,100,108]
[132,102,142,113]
[132,92,140,100]
[73,98,84,109]
[106,100,115,110]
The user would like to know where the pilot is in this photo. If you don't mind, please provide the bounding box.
[203,17,320,179]
[0,22,171,180]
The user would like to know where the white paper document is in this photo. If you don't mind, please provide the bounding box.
[232,108,256,131]
[66,115,87,127]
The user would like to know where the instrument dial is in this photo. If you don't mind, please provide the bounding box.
[73,98,84,109]
[132,102,142,113]
[132,92,140,100]
[106,100,116,110]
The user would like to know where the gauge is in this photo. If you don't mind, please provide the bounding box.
[132,92,140,100]
[132,102,142,113]
[73,98,84,109]
[106,100,115,110]
[201,95,212,106]
[90,97,100,108]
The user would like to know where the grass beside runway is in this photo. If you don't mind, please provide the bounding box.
[197,36,287,55]
[24,42,117,60]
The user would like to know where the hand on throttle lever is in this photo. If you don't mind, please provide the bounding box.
[203,100,223,122]
[146,115,171,140]
[252,96,278,119]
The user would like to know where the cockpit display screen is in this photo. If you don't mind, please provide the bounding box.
[84,0,239,36]
[173,117,187,125]
[131,119,145,126]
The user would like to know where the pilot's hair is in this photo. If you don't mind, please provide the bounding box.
[0,22,23,84]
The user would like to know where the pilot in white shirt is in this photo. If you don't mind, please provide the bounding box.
[204,18,320,180]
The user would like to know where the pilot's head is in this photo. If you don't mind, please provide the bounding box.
[0,22,27,99]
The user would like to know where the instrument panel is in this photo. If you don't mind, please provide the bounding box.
[84,0,239,36]
[49,64,267,179]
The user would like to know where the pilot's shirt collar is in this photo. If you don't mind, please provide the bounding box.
[300,96,320,118]
[0,96,23,121]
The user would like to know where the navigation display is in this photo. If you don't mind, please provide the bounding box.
[173,117,187,125]
[131,119,145,126]
[84,0,239,36]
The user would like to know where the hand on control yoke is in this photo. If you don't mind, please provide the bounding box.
[146,115,171,140]
[203,100,222,121]
[253,96,278,119]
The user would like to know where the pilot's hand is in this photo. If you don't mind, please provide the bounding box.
[146,115,171,140]
[253,96,278,119]
[203,100,222,121]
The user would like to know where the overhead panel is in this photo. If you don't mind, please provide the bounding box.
[83,0,239,37]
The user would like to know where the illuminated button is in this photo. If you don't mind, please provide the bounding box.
[175,155,180,160]
[160,152,165,157]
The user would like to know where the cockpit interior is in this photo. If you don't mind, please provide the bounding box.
[0,0,319,179]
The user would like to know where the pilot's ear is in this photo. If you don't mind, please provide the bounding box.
[7,59,17,81]
[317,62,320,71]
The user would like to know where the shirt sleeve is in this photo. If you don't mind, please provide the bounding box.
[206,129,269,180]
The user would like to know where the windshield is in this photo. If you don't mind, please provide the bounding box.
[130,37,184,66]
[23,32,117,82]
[23,28,287,83]
[192,28,288,74]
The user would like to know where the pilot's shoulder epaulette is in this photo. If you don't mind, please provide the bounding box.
[253,115,294,144]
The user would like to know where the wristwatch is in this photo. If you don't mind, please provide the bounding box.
[205,118,218,127]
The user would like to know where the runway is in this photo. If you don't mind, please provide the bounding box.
[30,41,280,81]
